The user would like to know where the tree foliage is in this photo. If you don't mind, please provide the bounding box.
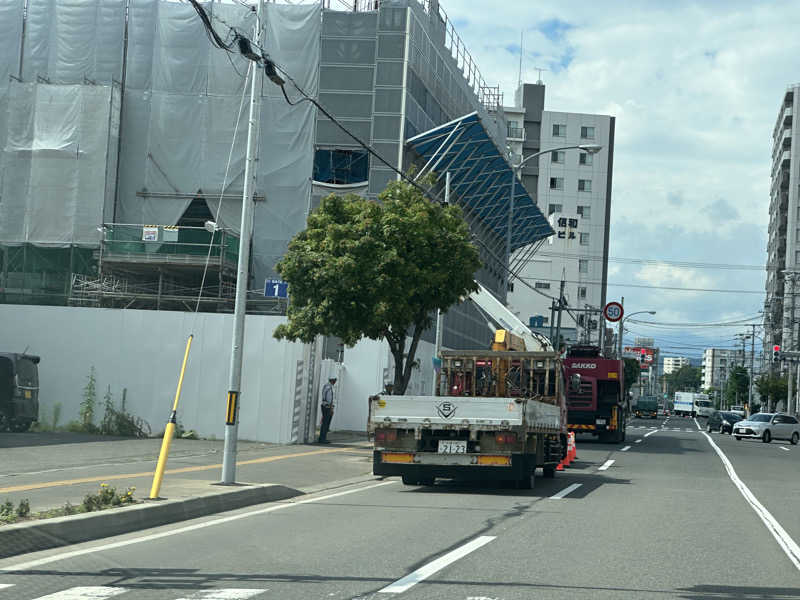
[723,365,749,408]
[274,178,481,394]
[664,365,702,396]
[623,358,641,397]
[755,373,787,412]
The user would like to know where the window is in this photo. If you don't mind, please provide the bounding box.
[578,179,592,192]
[551,151,565,164]
[579,152,593,166]
[580,232,590,245]
[579,259,589,273]
[577,205,591,219]
[313,149,369,184]
[548,203,562,215]
[552,124,566,137]
[580,126,595,139]
[534,282,551,289]
[578,286,587,299]
[550,177,564,190]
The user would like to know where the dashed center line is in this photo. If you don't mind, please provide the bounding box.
[550,483,582,499]
[781,446,791,452]
[378,536,496,593]
[620,445,631,452]
[598,459,615,471]
[644,429,659,438]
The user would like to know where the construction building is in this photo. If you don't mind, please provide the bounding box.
[0,0,553,350]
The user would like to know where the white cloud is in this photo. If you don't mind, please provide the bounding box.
[441,0,792,347]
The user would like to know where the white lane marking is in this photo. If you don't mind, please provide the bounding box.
[550,483,582,499]
[635,439,643,444]
[32,587,128,599]
[684,429,694,432]
[781,446,790,452]
[694,417,702,431]
[2,481,394,572]
[700,430,800,571]
[598,459,615,471]
[0,584,14,590]
[644,429,658,438]
[378,536,496,593]
[175,590,267,599]
[620,446,631,452]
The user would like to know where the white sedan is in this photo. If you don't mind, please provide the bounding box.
[733,413,800,444]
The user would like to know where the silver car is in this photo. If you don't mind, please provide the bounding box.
[733,413,800,444]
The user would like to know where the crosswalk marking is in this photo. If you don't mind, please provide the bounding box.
[33,587,128,599]
[175,590,266,599]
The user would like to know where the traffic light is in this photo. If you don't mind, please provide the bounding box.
[640,349,647,365]
[773,345,781,361]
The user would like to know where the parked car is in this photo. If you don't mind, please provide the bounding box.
[733,413,800,444]
[0,353,40,432]
[707,410,744,434]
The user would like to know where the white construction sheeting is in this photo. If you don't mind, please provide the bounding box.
[0,0,319,282]
[0,82,120,246]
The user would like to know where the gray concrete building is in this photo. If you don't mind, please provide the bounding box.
[765,85,800,359]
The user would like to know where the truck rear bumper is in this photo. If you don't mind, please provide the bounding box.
[372,451,539,481]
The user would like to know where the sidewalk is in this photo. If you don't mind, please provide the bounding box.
[0,430,373,513]
[0,429,376,557]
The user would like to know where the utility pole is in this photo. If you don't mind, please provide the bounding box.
[749,323,755,413]
[554,278,566,354]
[788,274,796,414]
[221,0,263,485]
[617,296,624,359]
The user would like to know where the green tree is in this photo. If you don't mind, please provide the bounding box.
[755,373,787,412]
[723,365,749,408]
[664,365,702,396]
[80,366,97,432]
[274,179,481,394]
[623,358,641,397]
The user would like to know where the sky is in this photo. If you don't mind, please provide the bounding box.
[438,0,800,359]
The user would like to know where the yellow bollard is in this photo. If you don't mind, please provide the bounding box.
[150,334,193,499]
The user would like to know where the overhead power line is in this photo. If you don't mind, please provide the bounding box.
[525,250,771,272]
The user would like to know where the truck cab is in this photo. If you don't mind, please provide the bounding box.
[563,345,626,443]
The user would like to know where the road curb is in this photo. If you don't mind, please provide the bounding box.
[0,483,302,559]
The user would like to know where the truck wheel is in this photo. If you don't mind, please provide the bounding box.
[9,419,31,433]
[401,475,418,485]
[0,414,8,432]
[417,477,435,487]
[543,465,556,478]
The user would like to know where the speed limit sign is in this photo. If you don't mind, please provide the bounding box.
[603,301,624,322]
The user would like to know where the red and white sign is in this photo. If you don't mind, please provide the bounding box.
[603,301,624,322]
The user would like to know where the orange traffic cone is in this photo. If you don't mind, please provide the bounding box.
[570,432,577,461]
[556,459,564,471]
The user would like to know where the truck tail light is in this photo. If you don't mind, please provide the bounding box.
[375,429,398,443]
[495,432,517,444]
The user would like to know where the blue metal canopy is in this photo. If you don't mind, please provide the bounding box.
[405,112,554,252]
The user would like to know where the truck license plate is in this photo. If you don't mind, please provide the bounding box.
[438,440,467,454]
[596,418,607,425]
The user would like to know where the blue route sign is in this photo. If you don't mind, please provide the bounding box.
[264,279,288,298]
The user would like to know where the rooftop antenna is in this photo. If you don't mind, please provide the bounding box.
[517,30,524,88]
[534,66,547,85]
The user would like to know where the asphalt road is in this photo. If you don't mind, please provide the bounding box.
[1,417,800,599]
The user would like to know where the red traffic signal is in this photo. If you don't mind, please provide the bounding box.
[773,345,781,361]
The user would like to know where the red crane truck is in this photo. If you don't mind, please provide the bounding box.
[562,345,627,443]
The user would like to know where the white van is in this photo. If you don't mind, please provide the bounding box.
[694,397,714,418]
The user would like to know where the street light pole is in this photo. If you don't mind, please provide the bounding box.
[221,0,263,485]
[617,310,656,359]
